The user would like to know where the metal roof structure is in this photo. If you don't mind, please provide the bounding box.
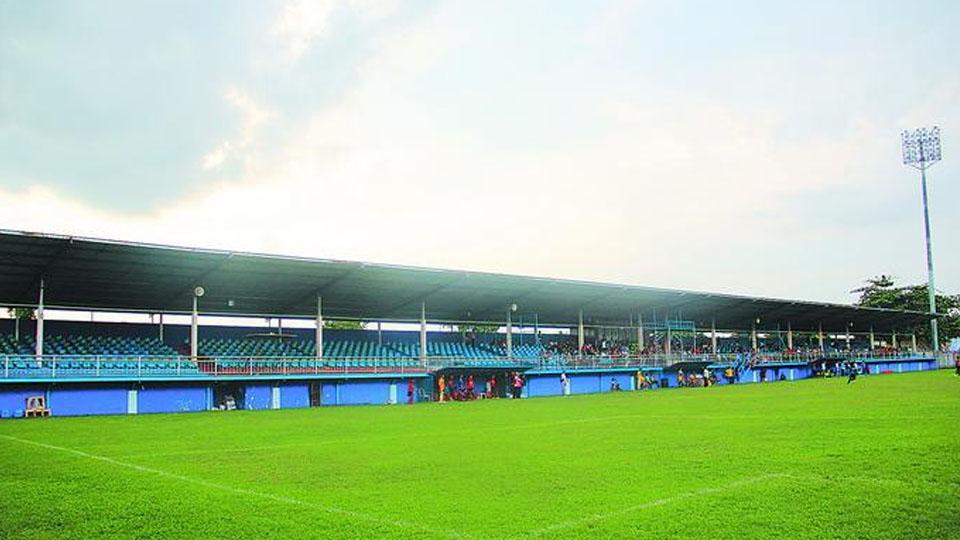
[0,230,930,332]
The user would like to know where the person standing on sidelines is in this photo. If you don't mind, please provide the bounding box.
[512,372,524,399]
[560,371,570,395]
[437,375,446,402]
[407,379,415,405]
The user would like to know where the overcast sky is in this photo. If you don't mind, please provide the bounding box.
[1,0,957,305]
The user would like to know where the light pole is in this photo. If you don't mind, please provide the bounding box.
[901,126,942,351]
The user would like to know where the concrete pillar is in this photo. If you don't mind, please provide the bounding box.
[377,321,382,347]
[786,322,793,350]
[845,326,851,351]
[637,314,645,352]
[506,306,513,359]
[665,325,672,355]
[35,279,45,358]
[911,333,917,353]
[869,326,875,351]
[577,309,584,357]
[419,302,427,361]
[191,293,199,360]
[534,313,540,345]
[315,294,323,359]
[751,322,758,352]
[711,319,718,355]
[892,331,898,350]
[818,324,824,352]
[158,313,165,343]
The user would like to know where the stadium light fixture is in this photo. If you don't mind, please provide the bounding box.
[901,126,942,350]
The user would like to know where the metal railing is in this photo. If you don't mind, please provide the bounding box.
[0,350,942,381]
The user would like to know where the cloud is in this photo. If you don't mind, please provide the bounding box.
[271,0,338,64]
[198,87,270,173]
[0,2,958,306]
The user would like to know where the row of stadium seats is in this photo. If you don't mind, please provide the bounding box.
[197,337,539,359]
[1,334,552,360]
[0,334,178,356]
[2,358,202,377]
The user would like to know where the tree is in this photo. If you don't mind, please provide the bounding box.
[852,275,959,348]
[7,308,35,320]
[323,320,365,330]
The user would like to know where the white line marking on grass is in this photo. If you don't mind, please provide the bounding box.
[524,473,786,537]
[0,434,466,539]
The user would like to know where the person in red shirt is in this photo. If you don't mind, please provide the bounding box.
[407,379,415,405]
[466,375,475,400]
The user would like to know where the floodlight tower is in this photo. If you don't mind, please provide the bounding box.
[901,127,942,351]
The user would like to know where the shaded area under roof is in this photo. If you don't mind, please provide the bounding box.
[0,230,930,333]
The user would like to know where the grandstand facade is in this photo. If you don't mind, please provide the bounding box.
[0,230,944,417]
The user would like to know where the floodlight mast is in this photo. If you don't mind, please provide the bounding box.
[901,127,942,351]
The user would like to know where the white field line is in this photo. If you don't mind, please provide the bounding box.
[524,473,786,537]
[0,434,465,540]
[117,412,952,460]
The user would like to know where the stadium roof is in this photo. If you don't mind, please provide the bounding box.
[0,230,930,332]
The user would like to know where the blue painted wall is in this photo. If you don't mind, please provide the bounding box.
[316,380,393,405]
[527,374,563,397]
[138,385,208,414]
[339,380,391,405]
[0,386,45,414]
[569,374,601,395]
[280,383,310,408]
[51,385,128,416]
[244,384,273,410]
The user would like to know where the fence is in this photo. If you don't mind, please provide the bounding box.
[0,350,942,381]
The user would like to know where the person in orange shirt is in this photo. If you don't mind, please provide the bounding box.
[437,375,446,402]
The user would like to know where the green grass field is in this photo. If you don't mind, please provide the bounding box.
[1,370,958,539]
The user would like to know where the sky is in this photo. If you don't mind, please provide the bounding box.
[0,0,958,305]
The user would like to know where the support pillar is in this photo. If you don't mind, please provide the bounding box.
[35,279,45,358]
[892,331,898,350]
[190,292,199,360]
[845,326,851,351]
[665,325,672,355]
[818,324,824,352]
[377,321,382,347]
[419,302,427,362]
[158,313,165,343]
[506,307,513,359]
[751,322,758,352]
[315,294,323,359]
[869,326,875,351]
[911,333,917,353]
[577,309,584,357]
[786,322,793,351]
[711,319,718,355]
[534,313,540,346]
[637,314,645,352]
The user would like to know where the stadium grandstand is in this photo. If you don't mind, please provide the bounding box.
[0,229,945,417]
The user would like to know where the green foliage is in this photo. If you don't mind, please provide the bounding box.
[0,371,956,538]
[6,308,35,320]
[853,275,959,346]
[322,319,365,330]
[455,323,500,334]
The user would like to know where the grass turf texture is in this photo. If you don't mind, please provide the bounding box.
[0,370,958,539]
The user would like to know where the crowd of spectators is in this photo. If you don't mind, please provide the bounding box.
[436,372,525,401]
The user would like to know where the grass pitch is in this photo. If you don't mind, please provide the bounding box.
[1,370,958,539]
